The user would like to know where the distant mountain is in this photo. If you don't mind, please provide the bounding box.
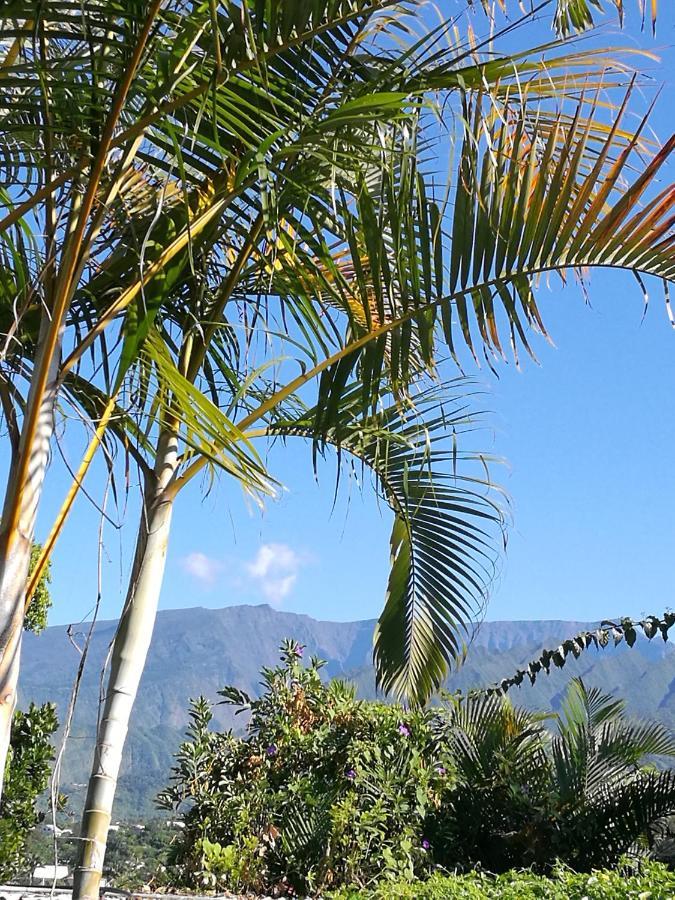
[18,604,675,819]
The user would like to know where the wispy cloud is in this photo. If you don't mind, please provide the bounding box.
[180,551,223,587]
[246,543,302,606]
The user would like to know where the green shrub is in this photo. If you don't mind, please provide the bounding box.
[159,640,455,894]
[326,861,675,898]
[160,642,675,896]
[0,702,59,881]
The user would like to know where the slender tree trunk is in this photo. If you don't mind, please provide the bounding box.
[0,336,61,798]
[73,432,178,900]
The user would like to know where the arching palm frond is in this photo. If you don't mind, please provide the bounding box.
[443,96,675,356]
[313,91,675,420]
[442,691,550,787]
[266,379,504,705]
[483,613,675,696]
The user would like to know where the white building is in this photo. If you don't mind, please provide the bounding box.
[32,865,69,885]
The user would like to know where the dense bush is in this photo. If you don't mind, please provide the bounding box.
[0,545,58,880]
[326,861,675,899]
[0,702,59,880]
[159,640,454,893]
[160,642,675,895]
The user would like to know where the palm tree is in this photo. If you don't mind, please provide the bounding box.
[67,29,517,878]
[0,0,266,794]
[73,98,675,900]
[0,0,672,883]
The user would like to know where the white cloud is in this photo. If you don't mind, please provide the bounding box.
[246,543,302,606]
[180,551,223,587]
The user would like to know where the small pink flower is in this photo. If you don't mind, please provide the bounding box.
[398,722,411,737]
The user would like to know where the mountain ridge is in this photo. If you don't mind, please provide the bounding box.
[18,603,675,818]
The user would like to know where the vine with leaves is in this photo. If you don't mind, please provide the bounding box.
[483,613,675,696]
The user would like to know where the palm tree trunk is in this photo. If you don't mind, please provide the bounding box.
[72,431,178,900]
[0,338,61,799]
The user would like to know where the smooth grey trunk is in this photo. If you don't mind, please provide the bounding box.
[73,431,178,900]
[0,330,62,800]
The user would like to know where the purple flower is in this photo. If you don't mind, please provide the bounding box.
[266,744,278,757]
[421,839,430,851]
[398,722,411,737]
[345,769,356,780]
[295,643,304,657]
[435,765,446,776]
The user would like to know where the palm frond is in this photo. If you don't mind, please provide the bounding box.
[579,770,675,865]
[267,379,505,705]
[311,91,675,413]
[139,329,278,501]
[553,0,658,36]
[443,692,549,786]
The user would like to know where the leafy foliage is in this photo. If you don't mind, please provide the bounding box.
[160,646,675,895]
[0,702,59,881]
[159,641,455,894]
[486,612,675,695]
[103,820,176,890]
[22,818,176,890]
[24,542,52,635]
[325,860,675,899]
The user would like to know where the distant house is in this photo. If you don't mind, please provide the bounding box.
[38,823,74,837]
[32,864,69,885]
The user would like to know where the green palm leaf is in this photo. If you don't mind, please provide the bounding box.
[554,0,658,36]
[312,92,675,411]
[267,379,505,705]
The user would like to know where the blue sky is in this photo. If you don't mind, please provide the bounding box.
[10,4,675,628]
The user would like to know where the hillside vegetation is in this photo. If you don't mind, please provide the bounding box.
[18,605,675,818]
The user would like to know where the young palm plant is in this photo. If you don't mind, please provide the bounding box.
[438,679,675,872]
[549,678,675,869]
